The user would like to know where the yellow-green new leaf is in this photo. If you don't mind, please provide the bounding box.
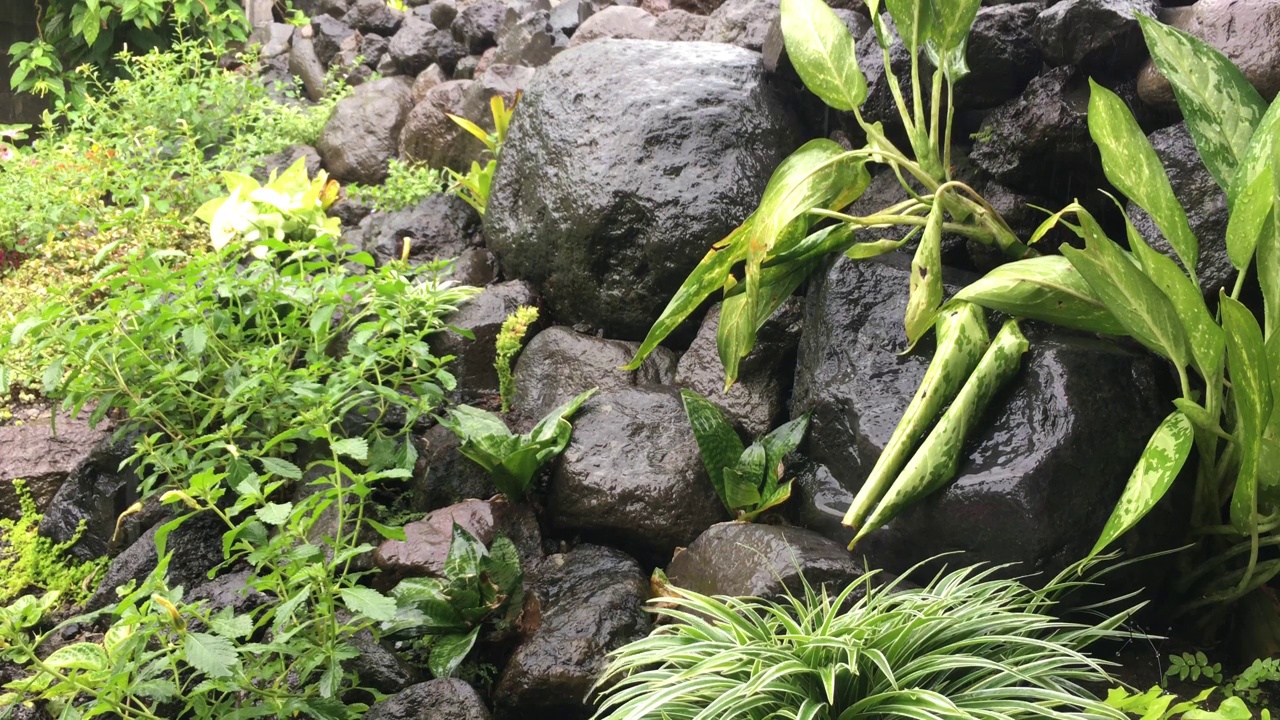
[842,302,989,531]
[781,0,866,111]
[1222,294,1273,534]
[948,255,1127,336]
[1088,79,1199,275]
[1061,211,1193,372]
[853,320,1029,545]
[1088,411,1194,562]
[1226,94,1280,271]
[1137,15,1266,192]
[43,643,108,672]
[904,202,945,346]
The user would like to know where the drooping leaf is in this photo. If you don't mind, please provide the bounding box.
[1136,15,1266,192]
[681,389,746,504]
[340,587,399,623]
[947,255,1127,336]
[255,502,293,526]
[1087,79,1199,275]
[904,202,945,346]
[842,302,989,530]
[1222,294,1273,534]
[853,320,1029,544]
[717,255,819,388]
[1087,411,1194,561]
[1226,94,1280,271]
[183,632,238,679]
[1060,210,1193,372]
[781,0,866,111]
[429,627,480,679]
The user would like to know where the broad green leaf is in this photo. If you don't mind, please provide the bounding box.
[485,536,523,599]
[926,0,979,80]
[1222,295,1273,533]
[443,405,513,444]
[718,256,818,388]
[340,587,398,623]
[43,643,107,672]
[429,627,480,679]
[904,202,945,346]
[854,320,1029,544]
[1122,208,1224,381]
[1137,15,1266,192]
[681,389,746,503]
[183,632,237,678]
[842,302,989,530]
[1088,79,1199,275]
[745,480,793,521]
[1226,94,1280,270]
[948,255,1127,336]
[1087,411,1194,561]
[781,0,866,111]
[885,0,933,52]
[258,456,302,480]
[254,502,293,526]
[1263,130,1280,340]
[182,325,208,356]
[529,387,596,445]
[444,523,485,581]
[761,414,810,475]
[331,437,369,461]
[1061,211,1193,372]
[723,467,764,511]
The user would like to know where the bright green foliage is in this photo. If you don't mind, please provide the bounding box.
[447,95,517,215]
[383,524,523,679]
[195,156,342,253]
[1105,686,1267,720]
[1227,657,1280,705]
[681,389,808,521]
[495,306,539,413]
[347,159,446,212]
[1167,652,1225,684]
[7,1,248,103]
[441,388,596,498]
[0,479,105,607]
[594,563,1141,720]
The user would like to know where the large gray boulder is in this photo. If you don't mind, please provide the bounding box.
[316,77,414,185]
[484,39,800,340]
[789,254,1185,583]
[0,412,115,522]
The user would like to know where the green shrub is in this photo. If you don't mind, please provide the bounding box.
[595,563,1139,720]
[347,159,445,212]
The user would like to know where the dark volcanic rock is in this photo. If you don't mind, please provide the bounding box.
[956,3,1042,110]
[429,0,458,29]
[36,432,138,562]
[411,423,499,510]
[86,512,226,611]
[1034,0,1159,75]
[452,0,506,52]
[361,192,481,266]
[316,77,414,184]
[700,0,775,51]
[289,34,329,102]
[491,8,566,67]
[667,522,866,598]
[374,498,541,582]
[493,545,650,720]
[512,326,678,418]
[313,14,359,67]
[390,15,469,74]
[367,679,492,720]
[430,280,540,396]
[547,387,727,562]
[344,0,405,34]
[484,40,800,339]
[569,6,656,46]
[252,144,323,182]
[401,65,533,171]
[790,254,1182,582]
[0,412,115,522]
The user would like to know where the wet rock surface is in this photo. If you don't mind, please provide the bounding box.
[430,280,540,396]
[85,512,226,611]
[484,39,800,339]
[373,498,542,581]
[956,3,1043,110]
[411,423,500,510]
[36,434,138,562]
[547,387,726,562]
[0,412,115,521]
[1034,0,1158,75]
[367,679,492,720]
[360,192,481,266]
[317,77,414,184]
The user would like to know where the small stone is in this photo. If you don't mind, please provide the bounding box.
[452,0,506,52]
[568,6,657,46]
[429,0,459,28]
[288,34,329,101]
[344,0,405,34]
[312,14,358,66]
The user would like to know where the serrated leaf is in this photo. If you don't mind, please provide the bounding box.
[1222,295,1273,534]
[1088,79,1199,275]
[259,456,302,480]
[681,389,746,505]
[209,609,254,640]
[182,325,208,356]
[429,628,480,679]
[340,587,398,623]
[1087,411,1194,561]
[183,632,237,678]
[255,502,293,526]
[331,437,369,462]
[781,0,866,111]
[947,255,1127,336]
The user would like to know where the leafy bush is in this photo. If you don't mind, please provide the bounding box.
[495,306,538,413]
[441,388,596,499]
[681,389,808,521]
[383,524,523,679]
[347,159,445,212]
[594,563,1139,720]
[0,479,105,607]
[1106,686,1269,720]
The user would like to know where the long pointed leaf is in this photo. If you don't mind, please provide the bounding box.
[1222,295,1273,534]
[904,202,945,346]
[681,389,746,507]
[781,0,866,111]
[1226,94,1280,271]
[947,255,1127,336]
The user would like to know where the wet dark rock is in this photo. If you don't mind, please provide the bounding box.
[86,512,226,611]
[411,63,449,103]
[512,326,678,418]
[348,626,419,694]
[251,144,323,182]
[401,64,533,170]
[493,545,650,720]
[453,0,506,52]
[331,196,373,228]
[1128,122,1232,303]
[675,298,802,438]
[360,32,391,67]
[700,0,775,51]
[390,15,469,74]
[345,0,405,34]
[374,498,541,583]
[969,66,1100,197]
[955,3,1042,109]
[547,387,726,561]
[454,55,480,78]
[362,192,481,267]
[652,9,708,41]
[411,423,499,510]
[430,280,540,396]
[1138,0,1280,108]
[316,77,414,184]
[429,0,459,28]
[187,569,271,617]
[0,412,115,521]
[569,6,656,46]
[491,8,566,67]
[367,679,492,720]
[1034,0,1158,75]
[313,14,359,66]
[296,0,353,18]
[667,522,866,598]
[36,433,138,562]
[249,22,295,58]
[289,34,329,102]
[854,18,925,129]
[485,40,800,339]
[451,247,500,286]
[791,254,1182,582]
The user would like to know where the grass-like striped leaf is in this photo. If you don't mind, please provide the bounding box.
[1222,295,1273,534]
[947,255,1127,336]
[1088,79,1199,275]
[1087,411,1194,562]
[781,0,866,111]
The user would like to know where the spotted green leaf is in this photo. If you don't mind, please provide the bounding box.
[43,643,107,672]
[717,256,818,389]
[681,389,746,508]
[1222,295,1273,534]
[429,627,480,679]
[1136,15,1266,193]
[854,320,1029,545]
[1226,94,1280,271]
[925,0,979,80]
[842,302,989,530]
[947,255,1127,336]
[1061,211,1193,372]
[884,0,933,52]
[1088,80,1199,275]
[444,523,485,581]
[904,202,945,346]
[781,0,866,111]
[1262,132,1280,340]
[1087,411,1194,561]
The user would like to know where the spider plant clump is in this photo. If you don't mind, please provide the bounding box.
[594,563,1140,720]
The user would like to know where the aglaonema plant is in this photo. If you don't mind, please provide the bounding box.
[681,389,809,521]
